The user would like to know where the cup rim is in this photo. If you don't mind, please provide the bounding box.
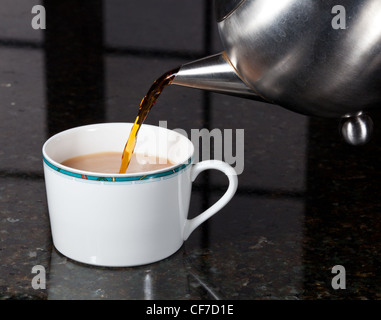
[42,122,194,181]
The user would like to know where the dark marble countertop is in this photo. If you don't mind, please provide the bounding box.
[1,1,380,300]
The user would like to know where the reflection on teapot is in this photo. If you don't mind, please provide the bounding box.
[172,0,381,145]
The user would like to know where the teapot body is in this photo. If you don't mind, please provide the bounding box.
[216,0,381,118]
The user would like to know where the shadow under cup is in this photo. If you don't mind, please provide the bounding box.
[42,123,238,267]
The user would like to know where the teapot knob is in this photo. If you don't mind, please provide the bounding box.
[340,113,373,146]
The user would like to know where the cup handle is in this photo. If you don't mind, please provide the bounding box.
[183,160,238,241]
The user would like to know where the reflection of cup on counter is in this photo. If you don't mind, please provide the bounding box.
[47,247,223,300]
[42,123,238,267]
[47,246,187,300]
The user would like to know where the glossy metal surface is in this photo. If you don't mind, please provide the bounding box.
[175,0,381,119]
[340,113,374,145]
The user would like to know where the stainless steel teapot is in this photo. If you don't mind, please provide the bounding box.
[172,0,381,145]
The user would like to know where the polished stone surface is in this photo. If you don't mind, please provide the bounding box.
[0,0,380,300]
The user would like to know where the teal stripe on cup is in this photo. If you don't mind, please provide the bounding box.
[43,156,192,182]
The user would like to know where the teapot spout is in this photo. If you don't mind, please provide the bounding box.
[172,52,265,101]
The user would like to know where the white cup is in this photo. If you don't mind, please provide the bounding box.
[42,123,238,267]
